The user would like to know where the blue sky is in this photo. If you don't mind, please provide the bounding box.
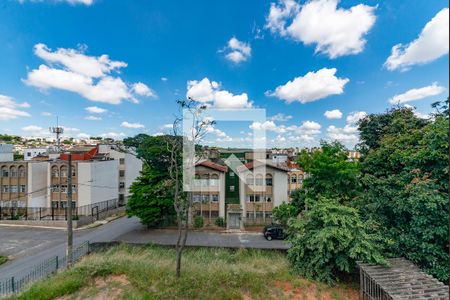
[0,0,448,149]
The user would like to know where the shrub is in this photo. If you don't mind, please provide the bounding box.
[214,217,225,227]
[287,197,387,284]
[272,202,298,227]
[194,216,204,228]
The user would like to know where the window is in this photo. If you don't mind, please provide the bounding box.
[27,152,31,157]
[248,195,261,202]
[60,185,68,193]
[19,185,26,193]
[229,172,235,177]
[1,168,8,177]
[246,174,254,185]
[51,185,60,192]
[119,194,125,201]
[119,170,125,177]
[255,174,263,186]
[60,167,68,178]
[201,194,210,203]
[265,174,273,186]
[10,168,17,178]
[266,196,272,202]
[1,185,9,192]
[72,185,77,193]
[193,194,201,203]
[51,167,59,177]
[119,158,125,165]
[291,175,297,184]
[18,167,26,177]
[210,174,219,186]
[229,185,235,192]
[119,182,125,189]
[10,185,18,193]
[211,194,219,202]
[52,201,58,208]
[71,166,76,177]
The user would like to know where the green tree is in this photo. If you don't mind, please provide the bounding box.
[287,197,386,284]
[357,103,449,281]
[297,141,361,203]
[272,202,299,227]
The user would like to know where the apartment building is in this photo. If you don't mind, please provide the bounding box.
[287,162,304,197]
[0,144,141,209]
[97,144,142,205]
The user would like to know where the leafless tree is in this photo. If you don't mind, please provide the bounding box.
[165,98,213,278]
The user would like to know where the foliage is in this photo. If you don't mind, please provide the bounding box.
[127,167,176,227]
[357,103,449,282]
[12,245,359,300]
[0,255,7,266]
[125,135,179,227]
[297,142,361,203]
[272,202,299,228]
[194,216,204,228]
[214,216,225,227]
[287,197,387,284]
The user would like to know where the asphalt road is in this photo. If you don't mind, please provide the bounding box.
[0,217,289,281]
[0,216,143,280]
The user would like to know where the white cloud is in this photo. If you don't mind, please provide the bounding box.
[385,8,449,71]
[269,113,292,121]
[22,125,43,132]
[266,0,376,58]
[100,132,126,139]
[41,111,52,117]
[84,115,102,121]
[186,77,252,108]
[161,77,168,81]
[327,124,359,146]
[267,68,349,103]
[389,82,445,104]
[24,44,155,104]
[85,106,107,114]
[132,82,157,97]
[346,111,367,124]
[77,133,91,139]
[298,120,321,135]
[324,109,342,119]
[224,37,252,63]
[250,121,280,133]
[0,95,31,121]
[121,121,145,129]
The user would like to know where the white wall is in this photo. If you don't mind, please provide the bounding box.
[272,170,288,207]
[24,148,47,161]
[28,162,48,207]
[0,144,13,162]
[77,160,119,206]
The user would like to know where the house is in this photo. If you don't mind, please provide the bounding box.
[0,144,13,162]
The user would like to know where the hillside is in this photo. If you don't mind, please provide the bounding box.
[10,245,358,300]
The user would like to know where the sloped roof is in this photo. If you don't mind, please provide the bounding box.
[237,160,290,173]
[196,160,228,172]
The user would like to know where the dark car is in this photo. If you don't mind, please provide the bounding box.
[263,224,286,241]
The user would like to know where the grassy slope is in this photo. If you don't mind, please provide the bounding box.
[11,245,358,300]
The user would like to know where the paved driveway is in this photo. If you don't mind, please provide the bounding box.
[115,229,290,250]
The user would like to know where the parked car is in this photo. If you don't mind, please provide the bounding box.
[263,224,286,240]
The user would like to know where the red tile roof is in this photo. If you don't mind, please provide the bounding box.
[196,160,228,172]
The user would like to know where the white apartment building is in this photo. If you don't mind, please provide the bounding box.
[97,144,142,204]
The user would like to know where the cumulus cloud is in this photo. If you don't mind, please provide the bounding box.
[269,113,292,121]
[186,77,252,108]
[346,111,367,124]
[121,121,145,129]
[100,132,126,139]
[223,37,252,64]
[389,82,445,104]
[0,95,31,121]
[266,0,376,58]
[85,106,107,114]
[24,44,156,104]
[84,115,102,121]
[41,111,52,117]
[327,124,359,145]
[132,82,157,97]
[324,109,343,119]
[385,8,449,71]
[22,125,43,132]
[267,68,349,103]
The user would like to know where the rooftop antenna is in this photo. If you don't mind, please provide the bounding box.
[49,116,64,152]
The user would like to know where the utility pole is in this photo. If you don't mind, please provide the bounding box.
[67,153,73,268]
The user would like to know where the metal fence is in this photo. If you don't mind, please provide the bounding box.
[0,241,90,297]
[0,199,119,221]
